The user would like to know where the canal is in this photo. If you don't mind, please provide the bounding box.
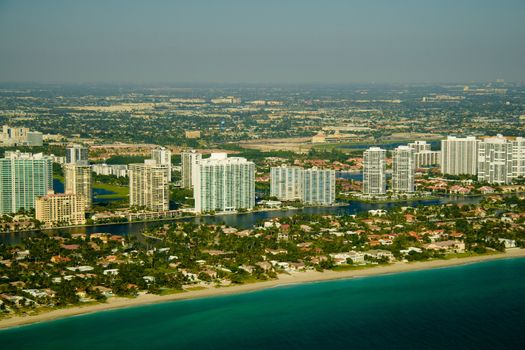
[1,195,486,245]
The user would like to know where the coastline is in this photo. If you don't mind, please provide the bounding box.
[1,248,525,331]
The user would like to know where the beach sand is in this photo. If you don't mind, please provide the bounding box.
[2,249,525,330]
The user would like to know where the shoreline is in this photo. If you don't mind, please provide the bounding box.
[1,248,525,331]
[0,193,488,236]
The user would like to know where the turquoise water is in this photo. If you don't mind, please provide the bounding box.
[2,258,525,349]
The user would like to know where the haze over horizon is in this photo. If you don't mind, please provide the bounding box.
[1,0,524,84]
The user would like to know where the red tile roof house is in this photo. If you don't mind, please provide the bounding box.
[280,224,290,232]
[479,186,495,194]
[449,185,471,194]
[61,244,80,251]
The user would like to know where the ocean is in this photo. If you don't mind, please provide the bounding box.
[2,258,525,349]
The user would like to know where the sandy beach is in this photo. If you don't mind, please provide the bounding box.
[2,248,525,331]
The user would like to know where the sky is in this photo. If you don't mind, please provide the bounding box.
[0,0,524,84]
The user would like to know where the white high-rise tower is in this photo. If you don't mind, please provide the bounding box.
[270,166,304,201]
[363,147,386,195]
[440,136,478,175]
[151,146,172,182]
[392,146,416,193]
[181,150,202,189]
[194,153,255,213]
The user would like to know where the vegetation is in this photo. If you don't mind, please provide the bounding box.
[1,194,524,318]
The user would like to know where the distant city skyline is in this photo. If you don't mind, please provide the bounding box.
[0,0,524,84]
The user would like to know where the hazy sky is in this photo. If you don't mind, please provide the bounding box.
[0,0,524,84]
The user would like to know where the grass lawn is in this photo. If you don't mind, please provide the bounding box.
[184,286,207,291]
[93,181,129,200]
[54,174,128,200]
[443,250,500,260]
[332,263,380,272]
[158,288,185,296]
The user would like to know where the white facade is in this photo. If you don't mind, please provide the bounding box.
[510,137,525,180]
[440,136,478,175]
[151,146,172,182]
[477,135,525,184]
[0,125,43,147]
[414,150,440,168]
[392,146,416,193]
[303,168,336,205]
[181,150,202,189]
[65,144,89,165]
[363,147,386,195]
[194,153,255,213]
[408,141,440,167]
[477,135,510,184]
[91,164,128,178]
[408,140,431,153]
[270,166,304,201]
[129,160,169,211]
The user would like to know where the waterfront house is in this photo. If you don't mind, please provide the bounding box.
[424,240,465,253]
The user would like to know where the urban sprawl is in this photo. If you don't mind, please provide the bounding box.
[0,83,524,317]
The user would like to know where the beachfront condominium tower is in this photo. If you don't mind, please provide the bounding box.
[64,163,93,208]
[0,151,53,214]
[270,166,304,201]
[65,144,89,165]
[194,153,255,213]
[302,168,336,205]
[181,150,202,189]
[129,160,170,211]
[392,146,416,193]
[151,146,172,182]
[440,136,478,176]
[363,147,386,195]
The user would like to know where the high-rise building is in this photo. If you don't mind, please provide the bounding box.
[194,153,255,213]
[151,146,172,182]
[64,164,93,208]
[408,141,440,168]
[35,192,86,226]
[0,125,43,147]
[129,160,169,211]
[181,150,202,189]
[408,141,431,153]
[510,137,525,180]
[302,168,336,205]
[270,166,304,201]
[440,136,478,175]
[0,151,53,214]
[477,135,525,184]
[363,147,386,195]
[392,146,416,193]
[91,163,128,177]
[414,151,440,168]
[66,144,89,165]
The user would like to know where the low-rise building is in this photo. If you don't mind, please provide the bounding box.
[425,240,465,253]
